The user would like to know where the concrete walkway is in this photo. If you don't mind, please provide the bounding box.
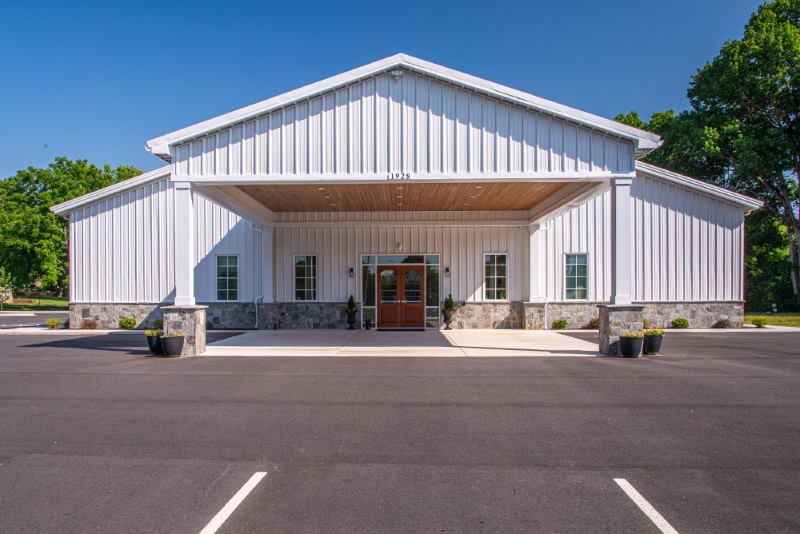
[204,328,600,357]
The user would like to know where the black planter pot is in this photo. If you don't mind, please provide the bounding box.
[643,335,663,355]
[161,336,185,357]
[364,318,372,330]
[619,336,643,358]
[346,312,357,330]
[442,309,454,330]
[146,335,163,356]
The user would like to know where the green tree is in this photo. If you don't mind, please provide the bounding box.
[689,0,800,304]
[0,157,140,292]
[0,266,12,310]
[744,209,795,310]
[616,0,800,308]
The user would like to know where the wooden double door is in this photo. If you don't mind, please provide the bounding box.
[377,265,425,329]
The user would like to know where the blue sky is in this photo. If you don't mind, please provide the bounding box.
[0,0,763,178]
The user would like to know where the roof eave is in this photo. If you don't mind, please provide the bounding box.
[50,166,172,216]
[635,161,763,212]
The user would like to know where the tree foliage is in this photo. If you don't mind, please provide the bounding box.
[616,0,800,309]
[0,158,141,291]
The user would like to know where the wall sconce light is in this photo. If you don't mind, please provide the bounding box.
[445,266,451,278]
[396,242,403,252]
[348,267,355,278]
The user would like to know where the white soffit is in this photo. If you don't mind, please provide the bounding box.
[146,53,662,160]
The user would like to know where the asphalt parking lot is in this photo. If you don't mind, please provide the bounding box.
[0,330,798,533]
[0,311,68,329]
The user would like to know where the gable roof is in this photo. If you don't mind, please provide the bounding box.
[635,161,763,211]
[146,53,662,162]
[50,165,171,215]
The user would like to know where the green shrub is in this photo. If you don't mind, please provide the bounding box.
[82,319,97,329]
[643,318,651,329]
[45,318,62,329]
[118,316,136,330]
[751,317,767,328]
[620,330,643,338]
[154,319,163,330]
[346,295,357,314]
[671,317,689,329]
[586,316,599,329]
[645,328,665,337]
[444,294,455,311]
[551,319,568,330]
[160,333,185,339]
[144,329,162,337]
[712,318,732,329]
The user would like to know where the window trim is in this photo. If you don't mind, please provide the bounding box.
[563,252,589,301]
[293,253,319,302]
[215,254,240,302]
[483,252,509,302]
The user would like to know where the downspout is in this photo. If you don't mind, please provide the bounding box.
[251,223,264,329]
[544,297,550,330]
[254,295,263,329]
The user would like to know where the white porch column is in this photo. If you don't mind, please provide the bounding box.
[610,177,633,305]
[173,181,195,306]
[528,223,546,302]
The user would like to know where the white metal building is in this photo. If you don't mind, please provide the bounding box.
[52,54,761,335]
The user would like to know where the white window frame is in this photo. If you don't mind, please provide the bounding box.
[563,252,589,301]
[293,254,318,302]
[215,254,240,302]
[483,252,509,302]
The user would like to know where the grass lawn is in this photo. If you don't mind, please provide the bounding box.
[745,312,800,328]
[1,296,69,311]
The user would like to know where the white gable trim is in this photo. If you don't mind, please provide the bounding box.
[50,166,171,215]
[635,161,763,212]
[146,53,661,161]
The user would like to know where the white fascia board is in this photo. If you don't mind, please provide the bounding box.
[50,165,171,215]
[635,161,764,212]
[146,53,661,160]
[176,171,632,186]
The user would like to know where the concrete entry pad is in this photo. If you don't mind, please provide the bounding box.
[204,328,599,357]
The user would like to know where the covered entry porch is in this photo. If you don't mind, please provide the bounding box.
[203,328,599,357]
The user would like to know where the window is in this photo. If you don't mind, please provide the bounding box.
[484,254,507,301]
[294,255,317,301]
[216,255,238,301]
[565,253,588,300]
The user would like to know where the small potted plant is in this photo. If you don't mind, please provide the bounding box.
[619,331,643,358]
[160,333,185,357]
[346,295,357,330]
[442,294,455,330]
[145,329,163,356]
[643,328,665,355]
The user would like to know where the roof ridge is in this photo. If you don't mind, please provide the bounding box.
[146,53,661,161]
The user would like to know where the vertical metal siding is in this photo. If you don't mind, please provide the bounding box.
[173,70,635,178]
[67,176,746,305]
[274,217,528,303]
[539,174,745,302]
[68,179,260,303]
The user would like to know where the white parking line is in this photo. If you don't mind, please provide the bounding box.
[614,478,679,534]
[199,471,267,534]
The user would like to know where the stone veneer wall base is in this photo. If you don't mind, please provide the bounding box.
[162,305,207,356]
[69,300,744,331]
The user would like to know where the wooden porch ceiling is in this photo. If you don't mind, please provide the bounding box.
[237,182,569,212]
